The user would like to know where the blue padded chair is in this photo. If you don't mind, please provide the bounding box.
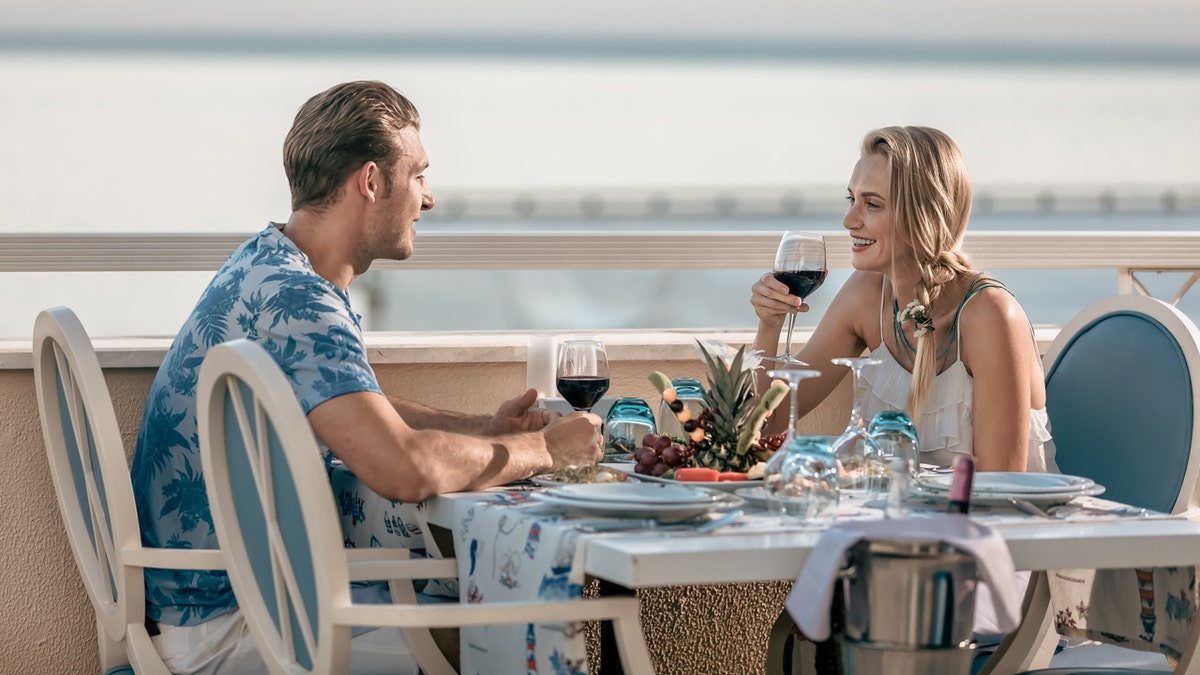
[985,296,1200,675]
[197,338,655,675]
[33,307,225,675]
[1042,295,1200,515]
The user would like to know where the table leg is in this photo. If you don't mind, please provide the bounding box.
[597,579,637,674]
[976,571,1057,675]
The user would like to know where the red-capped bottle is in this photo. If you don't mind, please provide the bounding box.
[946,455,975,514]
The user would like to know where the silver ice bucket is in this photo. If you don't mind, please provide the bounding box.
[837,538,977,675]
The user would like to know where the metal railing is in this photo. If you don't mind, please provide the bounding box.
[3,230,1200,304]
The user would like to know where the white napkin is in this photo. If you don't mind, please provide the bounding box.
[787,514,1020,640]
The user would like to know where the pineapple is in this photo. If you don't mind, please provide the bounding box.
[693,342,759,473]
[647,341,791,474]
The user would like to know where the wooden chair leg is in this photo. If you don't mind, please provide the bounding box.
[97,616,127,674]
[765,609,820,675]
[976,571,1058,675]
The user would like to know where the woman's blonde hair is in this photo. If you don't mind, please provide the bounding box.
[862,126,974,419]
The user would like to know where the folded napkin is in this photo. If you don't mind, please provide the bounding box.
[787,514,1020,640]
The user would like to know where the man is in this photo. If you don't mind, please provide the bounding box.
[130,80,603,673]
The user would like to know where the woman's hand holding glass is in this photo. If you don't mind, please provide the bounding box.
[756,231,827,365]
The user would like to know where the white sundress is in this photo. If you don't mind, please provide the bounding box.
[859,276,1057,474]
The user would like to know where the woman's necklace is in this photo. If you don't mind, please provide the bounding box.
[891,296,957,368]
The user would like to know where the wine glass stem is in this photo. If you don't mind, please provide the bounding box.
[847,366,867,431]
[781,312,798,358]
[789,376,801,437]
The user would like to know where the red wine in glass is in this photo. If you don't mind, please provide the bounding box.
[556,338,610,412]
[556,375,611,412]
[763,231,827,365]
[773,269,828,299]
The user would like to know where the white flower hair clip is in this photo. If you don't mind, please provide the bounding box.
[897,300,934,339]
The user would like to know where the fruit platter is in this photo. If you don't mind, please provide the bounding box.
[620,341,791,490]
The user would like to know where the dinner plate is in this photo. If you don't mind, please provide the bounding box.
[916,472,1095,495]
[910,482,1106,506]
[734,486,771,510]
[603,463,764,494]
[544,482,722,505]
[529,490,743,522]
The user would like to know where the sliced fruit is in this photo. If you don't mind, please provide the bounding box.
[717,471,749,482]
[674,467,720,482]
[648,371,677,402]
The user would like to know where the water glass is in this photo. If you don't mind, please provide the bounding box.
[764,434,839,524]
[868,410,920,479]
[656,377,706,439]
[604,397,656,457]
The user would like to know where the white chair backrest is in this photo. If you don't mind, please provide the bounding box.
[198,339,355,674]
[33,307,144,664]
[1042,295,1200,514]
[200,339,656,675]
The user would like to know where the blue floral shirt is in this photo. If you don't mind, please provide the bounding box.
[131,224,382,626]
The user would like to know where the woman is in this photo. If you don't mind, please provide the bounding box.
[751,126,1055,473]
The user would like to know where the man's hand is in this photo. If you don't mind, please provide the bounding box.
[541,412,604,469]
[486,388,561,435]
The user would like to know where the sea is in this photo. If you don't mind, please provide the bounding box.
[2,42,1199,339]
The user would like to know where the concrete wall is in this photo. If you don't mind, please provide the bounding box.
[0,341,852,675]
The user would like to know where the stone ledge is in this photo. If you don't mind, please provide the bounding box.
[1,326,1059,370]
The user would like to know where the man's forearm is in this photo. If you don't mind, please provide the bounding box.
[387,395,491,435]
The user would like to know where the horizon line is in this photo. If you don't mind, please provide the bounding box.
[2,30,1199,69]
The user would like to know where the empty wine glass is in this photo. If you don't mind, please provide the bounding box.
[763,369,839,524]
[830,357,884,500]
[556,338,610,413]
[763,231,828,365]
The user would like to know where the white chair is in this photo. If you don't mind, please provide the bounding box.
[197,338,655,675]
[33,307,225,675]
[985,295,1200,675]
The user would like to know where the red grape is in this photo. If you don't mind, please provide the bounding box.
[661,445,681,467]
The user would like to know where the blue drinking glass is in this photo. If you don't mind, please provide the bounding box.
[868,410,920,478]
[656,377,706,440]
[604,397,656,458]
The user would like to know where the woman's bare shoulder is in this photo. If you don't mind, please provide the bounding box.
[958,281,1032,348]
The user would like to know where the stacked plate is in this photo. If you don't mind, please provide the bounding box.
[531,482,743,521]
[913,471,1105,505]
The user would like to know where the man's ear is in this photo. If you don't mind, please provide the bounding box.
[352,161,381,203]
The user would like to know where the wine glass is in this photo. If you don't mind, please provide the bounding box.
[763,231,828,365]
[556,338,610,413]
[762,369,839,524]
[829,357,884,501]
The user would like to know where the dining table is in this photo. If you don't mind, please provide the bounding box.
[329,460,1200,675]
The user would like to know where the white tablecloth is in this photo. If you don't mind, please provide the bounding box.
[329,461,1197,671]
